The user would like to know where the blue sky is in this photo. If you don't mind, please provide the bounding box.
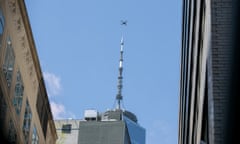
[25,0,181,144]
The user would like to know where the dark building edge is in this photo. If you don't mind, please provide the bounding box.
[226,0,240,144]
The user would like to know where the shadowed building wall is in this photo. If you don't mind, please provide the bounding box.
[179,0,239,144]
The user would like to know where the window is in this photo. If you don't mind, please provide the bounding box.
[23,100,32,144]
[31,125,39,144]
[62,124,72,133]
[0,9,4,47]
[36,85,49,138]
[3,36,15,87]
[123,116,146,144]
[0,9,4,33]
[8,119,17,144]
[13,70,24,115]
[0,87,7,130]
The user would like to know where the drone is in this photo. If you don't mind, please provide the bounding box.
[121,20,127,26]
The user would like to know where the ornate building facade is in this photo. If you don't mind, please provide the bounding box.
[0,0,57,143]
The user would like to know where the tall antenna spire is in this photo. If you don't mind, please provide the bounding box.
[116,36,124,109]
[116,20,127,109]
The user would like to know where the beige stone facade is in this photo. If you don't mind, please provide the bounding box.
[0,0,57,143]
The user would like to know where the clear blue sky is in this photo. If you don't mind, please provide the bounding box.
[25,0,181,144]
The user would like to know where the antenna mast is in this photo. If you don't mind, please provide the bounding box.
[116,37,124,109]
[116,20,127,109]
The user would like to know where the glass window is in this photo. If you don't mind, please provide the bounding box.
[0,9,4,46]
[13,70,24,115]
[23,100,32,144]
[36,88,48,138]
[31,125,39,144]
[3,36,15,87]
[0,9,4,34]
[62,124,72,133]
[0,88,7,131]
[8,119,17,143]
[123,116,146,144]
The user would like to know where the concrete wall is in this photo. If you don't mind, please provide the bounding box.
[79,121,125,144]
[55,119,81,144]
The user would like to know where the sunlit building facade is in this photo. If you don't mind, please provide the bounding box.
[179,0,239,144]
[55,119,81,144]
[0,0,57,143]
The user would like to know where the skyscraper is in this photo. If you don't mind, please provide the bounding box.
[179,0,239,144]
[0,0,57,143]
[55,33,146,144]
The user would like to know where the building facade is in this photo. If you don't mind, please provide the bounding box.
[0,0,57,143]
[179,0,239,144]
[55,109,145,144]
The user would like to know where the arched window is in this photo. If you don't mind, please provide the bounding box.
[3,36,15,87]
[32,126,39,144]
[23,100,32,144]
[13,70,24,115]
